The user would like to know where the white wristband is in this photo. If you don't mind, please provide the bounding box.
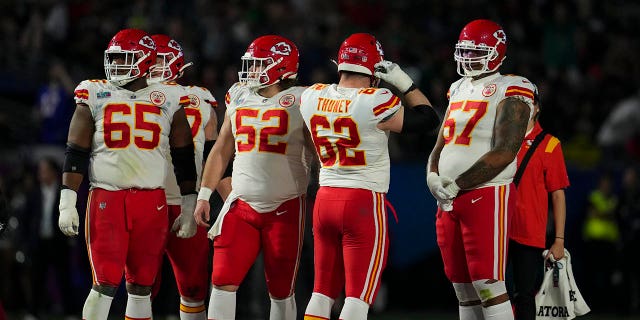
[60,189,78,208]
[197,186,213,201]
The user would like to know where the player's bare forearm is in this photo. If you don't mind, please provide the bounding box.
[551,189,566,238]
[201,116,234,191]
[455,97,529,189]
[61,172,84,191]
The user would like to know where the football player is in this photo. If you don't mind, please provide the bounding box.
[146,33,232,320]
[300,33,440,320]
[57,28,197,320]
[427,19,536,320]
[193,35,314,320]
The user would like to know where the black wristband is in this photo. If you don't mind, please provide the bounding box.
[61,185,72,190]
[403,83,417,95]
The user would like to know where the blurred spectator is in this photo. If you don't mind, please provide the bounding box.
[22,157,75,319]
[597,89,640,168]
[582,173,620,312]
[33,59,74,145]
[617,166,640,315]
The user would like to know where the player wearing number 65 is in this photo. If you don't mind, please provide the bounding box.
[299,33,440,320]
[57,28,197,320]
[193,35,316,320]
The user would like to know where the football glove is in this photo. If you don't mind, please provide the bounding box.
[172,194,198,238]
[427,172,455,202]
[442,179,461,199]
[374,60,414,93]
[58,189,79,236]
[439,199,454,212]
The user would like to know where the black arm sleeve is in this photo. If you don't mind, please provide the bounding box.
[402,104,440,134]
[170,144,197,185]
[63,143,91,174]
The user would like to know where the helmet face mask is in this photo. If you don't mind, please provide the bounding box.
[238,35,299,89]
[104,29,156,87]
[454,19,507,77]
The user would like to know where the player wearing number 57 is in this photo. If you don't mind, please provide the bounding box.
[299,33,439,320]
[426,19,536,320]
[57,28,197,320]
[193,35,315,320]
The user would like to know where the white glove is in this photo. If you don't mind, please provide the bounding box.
[374,60,414,93]
[427,172,455,202]
[58,189,79,236]
[439,199,453,212]
[442,179,461,199]
[172,194,198,238]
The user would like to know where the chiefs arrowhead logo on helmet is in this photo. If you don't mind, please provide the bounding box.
[493,30,507,44]
[139,35,156,50]
[168,39,182,52]
[270,42,292,56]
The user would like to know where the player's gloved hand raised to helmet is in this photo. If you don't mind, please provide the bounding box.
[58,189,79,236]
[374,60,414,93]
[172,193,198,238]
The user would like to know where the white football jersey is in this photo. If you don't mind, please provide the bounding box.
[300,84,402,193]
[74,79,188,191]
[164,84,216,205]
[226,83,310,212]
[439,73,535,187]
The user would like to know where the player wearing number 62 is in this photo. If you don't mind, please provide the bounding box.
[299,33,440,320]
[193,35,316,320]
[57,28,197,320]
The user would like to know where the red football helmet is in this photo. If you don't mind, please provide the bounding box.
[454,19,507,77]
[104,28,157,86]
[238,35,299,89]
[337,33,384,76]
[148,34,193,83]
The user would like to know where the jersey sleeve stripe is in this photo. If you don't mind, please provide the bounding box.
[74,89,89,99]
[179,95,190,105]
[545,137,560,153]
[207,100,219,108]
[224,92,231,105]
[372,95,400,116]
[505,86,534,100]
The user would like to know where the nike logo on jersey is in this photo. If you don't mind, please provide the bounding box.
[276,210,287,216]
[157,204,166,211]
[471,197,483,204]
